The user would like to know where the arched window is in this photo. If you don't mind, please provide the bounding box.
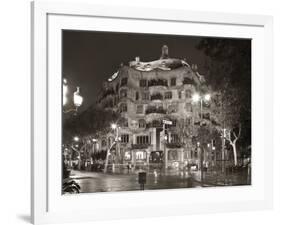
[139,119,146,128]
[185,103,193,112]
[185,89,192,99]
[121,77,128,86]
[120,103,127,113]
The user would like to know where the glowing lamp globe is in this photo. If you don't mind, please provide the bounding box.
[73,87,83,108]
[192,93,200,102]
[204,94,211,101]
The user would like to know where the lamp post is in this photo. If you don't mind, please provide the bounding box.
[192,93,211,186]
[72,136,81,170]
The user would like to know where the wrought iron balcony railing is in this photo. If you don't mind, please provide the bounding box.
[131,143,151,149]
[150,93,163,100]
[148,79,168,87]
[166,142,183,148]
[145,106,166,114]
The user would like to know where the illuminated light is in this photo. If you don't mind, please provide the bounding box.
[192,93,200,102]
[111,123,117,130]
[204,94,211,101]
[73,136,79,142]
[73,87,83,107]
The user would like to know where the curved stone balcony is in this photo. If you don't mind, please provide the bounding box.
[145,113,166,122]
[145,106,166,122]
[148,85,167,92]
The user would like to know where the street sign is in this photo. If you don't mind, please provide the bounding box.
[163,119,172,125]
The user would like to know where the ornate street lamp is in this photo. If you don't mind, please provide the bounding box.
[63,78,84,114]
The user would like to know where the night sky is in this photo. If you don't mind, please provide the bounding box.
[62,30,207,111]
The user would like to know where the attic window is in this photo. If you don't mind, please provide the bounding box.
[183,77,193,85]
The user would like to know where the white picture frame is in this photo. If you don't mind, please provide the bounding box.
[31,1,273,224]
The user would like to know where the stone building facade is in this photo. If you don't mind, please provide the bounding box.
[96,46,213,169]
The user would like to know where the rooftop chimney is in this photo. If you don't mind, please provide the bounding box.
[160,45,169,59]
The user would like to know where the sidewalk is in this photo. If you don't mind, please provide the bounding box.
[191,168,251,187]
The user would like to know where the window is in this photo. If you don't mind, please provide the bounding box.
[168,104,178,113]
[121,134,129,143]
[135,91,139,100]
[120,89,127,98]
[139,79,147,87]
[185,117,192,126]
[171,134,180,143]
[120,103,127,112]
[168,151,178,160]
[136,135,150,144]
[136,105,143,114]
[183,77,193,85]
[178,90,182,99]
[185,103,193,112]
[142,92,149,100]
[139,119,146,128]
[170,78,176,86]
[136,151,146,160]
[123,119,128,127]
[185,90,192,99]
[164,91,172,99]
[121,77,128,86]
[124,151,131,160]
[194,148,198,158]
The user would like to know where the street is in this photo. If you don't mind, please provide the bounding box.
[69,167,250,193]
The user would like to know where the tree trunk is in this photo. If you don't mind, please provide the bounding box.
[104,141,116,173]
[231,143,238,166]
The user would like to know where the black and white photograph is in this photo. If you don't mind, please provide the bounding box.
[62,30,251,194]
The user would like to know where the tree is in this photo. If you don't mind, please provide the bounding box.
[211,88,243,166]
[63,104,121,171]
[63,105,120,143]
[197,38,251,166]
